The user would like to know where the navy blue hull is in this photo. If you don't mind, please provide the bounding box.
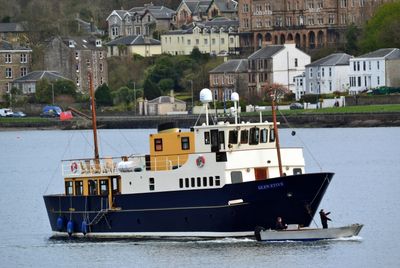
[43,173,333,236]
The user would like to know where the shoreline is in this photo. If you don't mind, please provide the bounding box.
[1,112,400,130]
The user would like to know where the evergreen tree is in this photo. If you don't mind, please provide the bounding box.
[95,83,113,106]
[143,78,161,100]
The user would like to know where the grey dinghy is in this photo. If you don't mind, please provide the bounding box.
[255,224,363,241]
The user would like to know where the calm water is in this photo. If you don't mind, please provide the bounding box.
[0,127,399,268]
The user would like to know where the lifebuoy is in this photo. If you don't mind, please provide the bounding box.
[70,162,78,173]
[196,156,205,168]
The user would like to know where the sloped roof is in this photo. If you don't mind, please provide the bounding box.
[106,10,130,21]
[129,5,175,19]
[357,48,400,59]
[61,36,103,50]
[0,22,25,33]
[0,40,31,51]
[182,0,213,14]
[209,59,248,73]
[212,0,237,13]
[148,96,186,104]
[13,71,69,83]
[248,45,285,60]
[306,53,352,67]
[106,35,161,46]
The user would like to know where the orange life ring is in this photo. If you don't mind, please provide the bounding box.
[196,156,205,168]
[70,162,78,173]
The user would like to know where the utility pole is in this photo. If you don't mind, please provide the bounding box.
[52,83,55,105]
[190,80,193,110]
[134,81,136,116]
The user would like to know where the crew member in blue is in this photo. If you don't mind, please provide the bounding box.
[319,209,332,229]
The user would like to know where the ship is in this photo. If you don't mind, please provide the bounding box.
[43,75,333,238]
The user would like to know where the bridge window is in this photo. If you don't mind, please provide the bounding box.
[293,168,302,175]
[185,178,189,188]
[88,180,98,195]
[179,178,183,188]
[100,179,109,195]
[204,132,210,144]
[203,176,208,187]
[74,180,83,195]
[260,128,268,143]
[154,138,163,151]
[65,181,73,195]
[229,130,238,144]
[240,130,249,144]
[270,128,275,142]
[191,177,195,187]
[197,177,201,187]
[215,176,221,186]
[249,127,260,145]
[209,176,214,186]
[181,137,190,150]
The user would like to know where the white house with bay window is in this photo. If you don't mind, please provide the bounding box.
[348,48,400,94]
[305,53,352,95]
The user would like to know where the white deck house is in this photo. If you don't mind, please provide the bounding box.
[305,53,352,95]
[348,48,400,94]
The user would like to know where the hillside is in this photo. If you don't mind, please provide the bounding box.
[0,0,181,41]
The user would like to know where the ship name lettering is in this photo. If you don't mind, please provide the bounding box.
[258,182,284,190]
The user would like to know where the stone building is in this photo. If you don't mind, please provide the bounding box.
[209,59,248,101]
[0,40,31,102]
[106,3,176,40]
[0,23,28,45]
[44,36,108,93]
[237,0,393,53]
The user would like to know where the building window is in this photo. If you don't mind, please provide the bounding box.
[111,27,119,36]
[20,54,27,63]
[221,38,225,45]
[181,137,190,150]
[212,38,216,45]
[322,68,325,77]
[5,68,12,78]
[243,3,249,12]
[5,54,11,63]
[196,39,199,45]
[377,61,380,70]
[329,81,332,91]
[20,67,27,77]
[154,138,163,151]
[329,14,335,24]
[329,67,332,77]
[309,68,313,78]
[204,39,208,45]
[100,63,103,72]
[187,39,191,45]
[377,76,380,85]
[99,52,103,59]
[294,58,298,67]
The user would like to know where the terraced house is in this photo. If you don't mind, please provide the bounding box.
[0,40,31,103]
[106,3,176,40]
[237,0,394,53]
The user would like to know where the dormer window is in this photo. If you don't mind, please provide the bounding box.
[69,40,75,48]
[96,40,102,47]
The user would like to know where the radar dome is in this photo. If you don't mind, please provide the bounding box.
[231,92,239,102]
[200,88,213,103]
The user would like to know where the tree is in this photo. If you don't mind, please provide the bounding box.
[35,79,52,103]
[95,83,113,106]
[344,23,361,55]
[359,1,400,52]
[143,78,161,100]
[158,78,174,91]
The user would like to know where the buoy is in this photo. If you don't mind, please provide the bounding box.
[291,130,296,136]
[56,217,64,231]
[67,220,74,236]
[81,220,88,235]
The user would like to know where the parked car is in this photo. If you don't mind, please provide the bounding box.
[0,108,13,117]
[40,105,62,117]
[217,50,229,57]
[12,111,26,117]
[290,102,304,110]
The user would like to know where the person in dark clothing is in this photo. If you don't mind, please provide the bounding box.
[319,209,332,229]
[275,217,287,230]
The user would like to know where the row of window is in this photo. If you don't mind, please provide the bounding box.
[1,67,27,79]
[349,76,379,87]
[164,36,235,46]
[204,128,275,146]
[154,136,190,152]
[352,60,380,72]
[75,51,104,60]
[309,67,332,78]
[65,178,119,196]
[179,176,221,189]
[3,53,28,64]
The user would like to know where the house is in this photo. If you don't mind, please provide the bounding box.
[349,48,400,94]
[75,17,104,35]
[175,0,237,27]
[209,59,248,101]
[293,73,305,100]
[247,43,310,98]
[106,35,161,57]
[44,36,108,93]
[138,94,187,115]
[162,17,240,55]
[12,71,70,94]
[0,22,28,44]
[106,3,176,40]
[0,40,32,102]
[305,53,352,95]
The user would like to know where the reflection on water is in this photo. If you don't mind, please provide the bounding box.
[0,128,399,267]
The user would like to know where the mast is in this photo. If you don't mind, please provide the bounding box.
[271,93,283,177]
[88,71,99,160]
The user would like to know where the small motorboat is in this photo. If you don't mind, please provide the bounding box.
[255,224,363,241]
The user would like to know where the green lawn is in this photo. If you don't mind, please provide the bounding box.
[244,104,400,116]
[0,117,54,123]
